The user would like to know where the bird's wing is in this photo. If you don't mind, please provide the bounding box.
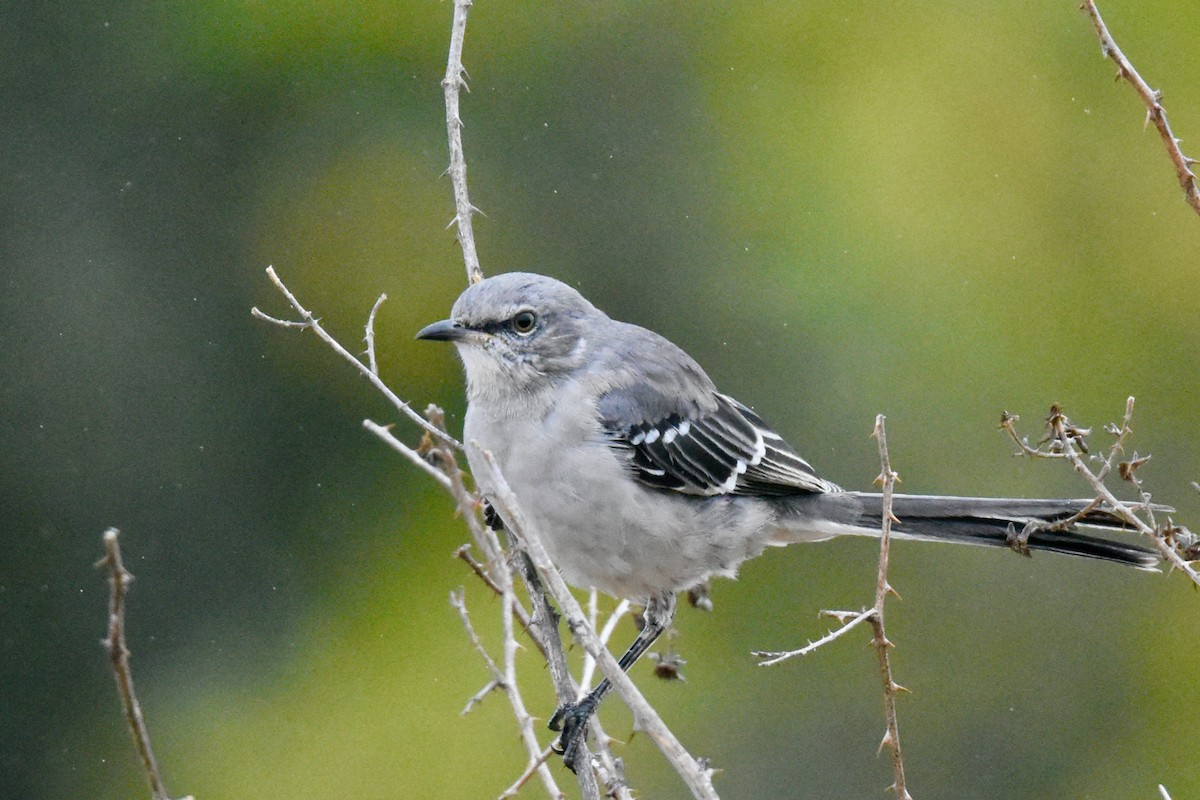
[598,389,840,496]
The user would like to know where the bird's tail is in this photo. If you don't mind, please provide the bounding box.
[773,491,1160,569]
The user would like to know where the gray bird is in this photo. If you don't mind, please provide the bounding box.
[416,271,1156,770]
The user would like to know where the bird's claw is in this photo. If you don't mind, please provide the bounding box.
[548,699,595,773]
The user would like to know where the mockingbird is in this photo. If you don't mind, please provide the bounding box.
[417,271,1156,770]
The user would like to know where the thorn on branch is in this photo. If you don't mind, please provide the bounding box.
[1081,0,1200,217]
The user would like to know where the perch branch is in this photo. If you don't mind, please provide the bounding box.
[506,545,605,800]
[474,444,720,800]
[1081,0,1200,216]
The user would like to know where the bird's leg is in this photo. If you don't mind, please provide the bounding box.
[550,592,676,772]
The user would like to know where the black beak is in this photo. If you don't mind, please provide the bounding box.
[415,318,467,342]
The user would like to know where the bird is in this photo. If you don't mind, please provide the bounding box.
[416,271,1157,771]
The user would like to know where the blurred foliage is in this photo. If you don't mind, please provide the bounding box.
[2,1,1198,799]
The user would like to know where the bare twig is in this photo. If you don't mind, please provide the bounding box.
[455,545,550,660]
[451,585,565,799]
[451,588,507,714]
[753,418,912,796]
[1001,399,1200,588]
[753,607,875,666]
[870,416,912,800]
[253,266,460,449]
[443,0,485,285]
[1081,0,1200,217]
[365,293,387,376]
[363,419,452,490]
[97,529,181,800]
[498,746,559,800]
[474,444,721,800]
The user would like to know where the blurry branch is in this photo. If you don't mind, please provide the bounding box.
[1080,0,1200,217]
[475,446,721,800]
[1000,398,1200,588]
[97,529,192,800]
[753,417,913,800]
[443,0,484,285]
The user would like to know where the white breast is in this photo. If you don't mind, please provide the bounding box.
[464,382,779,600]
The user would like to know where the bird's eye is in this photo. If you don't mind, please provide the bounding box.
[511,310,538,335]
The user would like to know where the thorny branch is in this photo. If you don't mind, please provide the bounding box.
[97,529,189,800]
[753,416,913,798]
[451,578,563,799]
[753,608,875,667]
[869,416,912,800]
[1081,0,1200,217]
[443,0,485,284]
[1000,398,1200,588]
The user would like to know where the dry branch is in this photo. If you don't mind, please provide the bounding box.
[97,529,190,800]
[753,417,913,798]
[869,416,912,800]
[475,445,721,800]
[1001,399,1200,588]
[443,0,485,284]
[1081,0,1200,217]
[252,266,459,450]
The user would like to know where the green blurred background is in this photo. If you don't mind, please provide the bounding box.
[4,1,1199,798]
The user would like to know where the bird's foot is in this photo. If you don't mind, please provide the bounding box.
[548,698,596,773]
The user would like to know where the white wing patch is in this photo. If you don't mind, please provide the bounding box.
[604,392,840,496]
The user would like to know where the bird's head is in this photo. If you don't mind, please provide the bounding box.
[417,272,600,400]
